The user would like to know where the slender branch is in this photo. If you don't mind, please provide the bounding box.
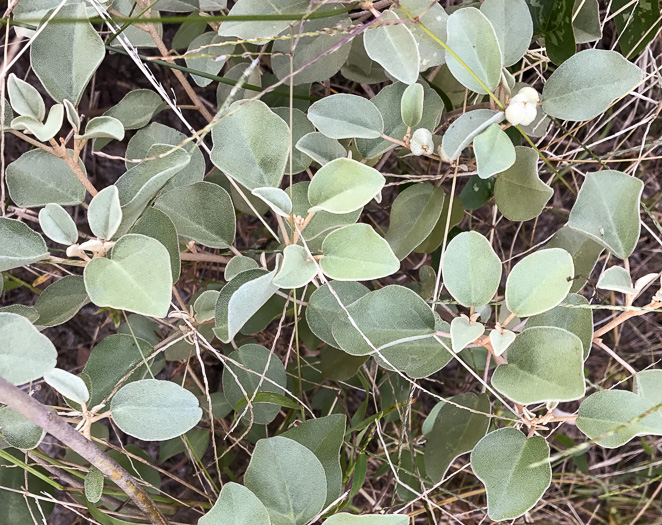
[0,376,169,525]
[10,130,55,153]
[593,300,662,340]
[593,339,638,377]
[180,251,231,264]
[49,139,99,196]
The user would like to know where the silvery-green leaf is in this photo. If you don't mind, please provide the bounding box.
[494,146,553,221]
[400,82,424,127]
[84,467,104,504]
[88,186,122,240]
[110,379,202,441]
[341,34,389,84]
[567,170,643,259]
[7,73,45,120]
[211,100,289,190]
[11,103,63,142]
[185,32,234,87]
[0,406,45,450]
[480,0,533,66]
[222,344,288,425]
[393,0,448,70]
[43,368,89,404]
[111,0,162,48]
[542,49,643,121]
[63,99,80,132]
[321,224,399,281]
[76,116,124,141]
[597,266,637,295]
[573,0,601,43]
[154,181,236,249]
[38,204,78,245]
[308,158,384,214]
[505,248,574,317]
[224,256,259,281]
[84,234,173,318]
[545,226,603,293]
[0,305,39,322]
[471,428,551,521]
[442,231,501,307]
[308,94,384,139]
[103,89,166,131]
[216,62,263,107]
[30,3,105,104]
[6,149,85,207]
[364,11,420,85]
[0,218,49,272]
[192,290,219,323]
[296,132,347,166]
[130,208,181,282]
[0,312,57,385]
[2,97,13,129]
[324,515,408,525]
[273,245,317,289]
[489,329,516,356]
[218,0,311,39]
[199,483,270,525]
[272,107,315,175]
[252,187,292,217]
[445,7,502,93]
[474,123,516,179]
[450,317,484,352]
[442,110,504,161]
[34,275,89,327]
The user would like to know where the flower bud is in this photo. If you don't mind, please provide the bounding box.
[410,128,434,156]
[505,93,537,126]
[517,86,540,104]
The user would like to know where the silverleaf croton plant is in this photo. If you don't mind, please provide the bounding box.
[0,0,660,523]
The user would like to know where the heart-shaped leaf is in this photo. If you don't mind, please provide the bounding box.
[450,317,484,352]
[597,266,637,294]
[489,329,516,356]
[273,245,317,289]
[474,123,516,179]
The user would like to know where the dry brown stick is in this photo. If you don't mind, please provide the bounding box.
[0,376,169,525]
[180,251,231,264]
[593,300,662,340]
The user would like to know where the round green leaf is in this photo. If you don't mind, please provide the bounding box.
[84,234,173,318]
[0,406,46,450]
[296,132,347,166]
[252,187,293,217]
[450,317,485,352]
[442,231,502,307]
[43,368,90,404]
[185,32,233,87]
[308,94,384,139]
[393,0,449,71]
[541,49,643,121]
[224,256,259,281]
[84,467,104,504]
[102,89,165,132]
[505,248,574,317]
[244,436,327,525]
[273,245,317,289]
[88,185,122,240]
[441,109,504,161]
[324,514,409,525]
[77,116,124,141]
[130,207,181,282]
[471,428,551,521]
[0,312,57,385]
[480,0,533,66]
[38,204,78,245]
[200,482,270,525]
[110,379,202,441]
[473,123,516,179]
[597,266,637,294]
[218,0,311,39]
[320,224,399,281]
[34,275,89,327]
[545,225,603,293]
[308,158,385,214]
[0,218,49,272]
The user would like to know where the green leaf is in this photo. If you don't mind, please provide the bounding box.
[414,190,465,253]
[114,144,192,236]
[222,343,288,425]
[385,183,445,260]
[0,218,49,271]
[445,7,502,94]
[573,0,601,44]
[541,49,643,121]
[567,170,643,259]
[272,107,316,175]
[364,11,420,85]
[400,82,424,127]
[526,293,593,359]
[159,428,209,463]
[459,174,495,211]
[7,73,45,120]
[492,326,585,403]
[494,146,553,221]
[224,256,259,281]
[305,281,370,348]
[505,248,574,317]
[6,148,86,207]
[450,317,484,352]
[76,116,124,141]
[308,158,385,214]
[273,245,317,289]
[130,207,181,282]
[442,231,502,307]
[543,0,576,64]
[43,368,89,404]
[272,13,352,85]
[102,89,166,131]
[471,428,551,521]
[82,334,159,410]
[320,224,399,281]
[211,100,289,190]
[185,32,233,87]
[30,3,105,104]
[34,275,89,327]
[481,0,533,66]
[252,187,293,217]
[84,234,173,318]
[84,467,104,504]
[296,132,347,166]
[393,0,448,71]
[11,102,63,141]
[218,0,311,39]
[0,305,39,322]
[200,483,270,525]
[324,515,408,525]
[545,225,603,293]
[0,407,46,450]
[38,204,78,245]
[244,436,327,525]
[489,329,516,356]
[441,109,504,161]
[308,94,384,140]
[0,312,57,385]
[341,34,389,84]
[282,414,346,507]
[214,268,279,342]
[0,453,55,522]
[217,62,263,107]
[474,124,516,179]
[576,370,662,448]
[154,181,235,249]
[111,379,202,441]
[597,266,637,295]
[88,186,122,240]
[611,0,660,57]
[234,391,301,412]
[424,393,490,482]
